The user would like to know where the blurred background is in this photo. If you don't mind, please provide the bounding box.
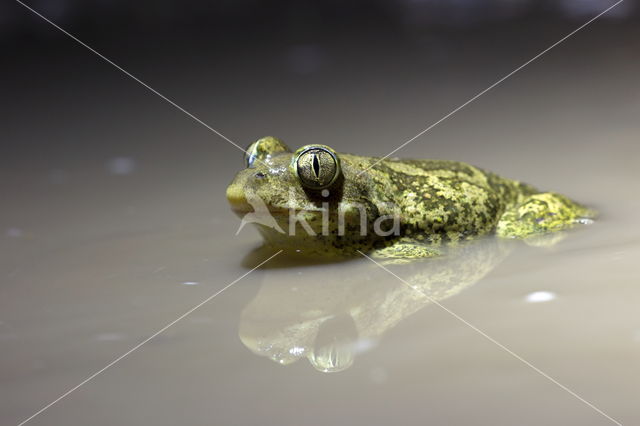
[2,1,640,426]
[2,0,638,181]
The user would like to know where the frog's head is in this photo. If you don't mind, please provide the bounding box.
[226,137,395,256]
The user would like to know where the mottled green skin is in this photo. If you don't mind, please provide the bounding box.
[227,137,595,258]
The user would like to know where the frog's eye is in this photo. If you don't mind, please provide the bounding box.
[294,145,341,190]
[244,136,291,168]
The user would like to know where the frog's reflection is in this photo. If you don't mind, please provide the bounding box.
[239,237,515,373]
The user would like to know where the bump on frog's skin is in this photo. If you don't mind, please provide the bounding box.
[227,136,596,258]
[243,136,291,168]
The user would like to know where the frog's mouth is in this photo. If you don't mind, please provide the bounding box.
[226,190,322,219]
[227,201,278,216]
[229,204,322,218]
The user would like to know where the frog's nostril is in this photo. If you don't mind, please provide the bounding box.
[254,172,266,178]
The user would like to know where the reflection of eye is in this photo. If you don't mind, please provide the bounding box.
[295,147,340,190]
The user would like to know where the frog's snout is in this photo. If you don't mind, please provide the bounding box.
[226,181,250,215]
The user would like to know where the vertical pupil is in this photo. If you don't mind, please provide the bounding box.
[312,154,320,179]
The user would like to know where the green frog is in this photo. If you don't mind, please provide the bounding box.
[226,136,595,258]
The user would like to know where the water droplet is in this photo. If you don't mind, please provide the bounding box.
[525,291,556,303]
[182,281,199,286]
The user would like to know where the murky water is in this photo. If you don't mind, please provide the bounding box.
[2,18,640,426]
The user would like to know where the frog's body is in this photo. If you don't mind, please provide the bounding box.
[226,137,595,258]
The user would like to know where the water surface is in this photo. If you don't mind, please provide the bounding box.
[2,18,639,426]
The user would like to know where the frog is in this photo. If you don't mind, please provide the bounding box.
[226,136,595,259]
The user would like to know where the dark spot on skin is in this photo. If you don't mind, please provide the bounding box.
[255,172,266,179]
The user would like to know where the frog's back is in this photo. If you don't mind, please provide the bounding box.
[368,158,529,242]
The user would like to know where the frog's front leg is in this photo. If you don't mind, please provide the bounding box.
[496,192,595,240]
[371,240,441,263]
